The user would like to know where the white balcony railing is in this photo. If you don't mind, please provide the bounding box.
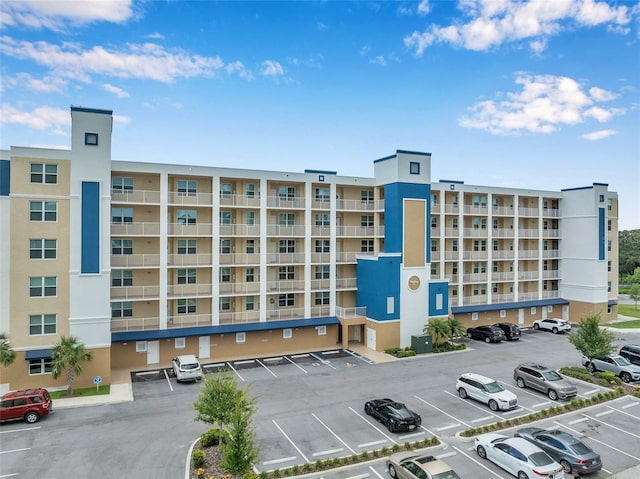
[110,286,160,300]
[111,316,160,332]
[168,223,213,236]
[167,283,213,297]
[219,194,261,208]
[168,192,213,206]
[218,282,261,294]
[267,308,306,321]
[336,226,384,237]
[518,271,539,280]
[111,190,160,204]
[336,199,384,211]
[111,222,160,236]
[267,280,305,292]
[336,277,357,289]
[219,253,260,265]
[219,311,261,324]
[267,196,305,209]
[267,252,305,264]
[266,225,306,236]
[111,254,160,267]
[518,207,540,217]
[168,314,212,328]
[168,253,213,266]
[219,224,261,236]
[336,306,366,318]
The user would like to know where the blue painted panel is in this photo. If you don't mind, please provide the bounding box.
[81,182,100,273]
[384,183,430,254]
[598,208,605,260]
[428,281,449,316]
[0,160,9,196]
[356,256,401,320]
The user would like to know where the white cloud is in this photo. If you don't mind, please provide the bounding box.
[458,73,626,135]
[369,55,387,66]
[0,37,225,83]
[1,0,135,30]
[0,104,69,135]
[404,0,632,54]
[102,83,130,98]
[417,0,431,15]
[582,129,617,140]
[226,61,254,81]
[261,60,284,76]
[589,86,617,102]
[2,73,68,93]
[146,32,165,40]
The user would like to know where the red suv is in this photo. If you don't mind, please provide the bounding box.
[0,388,52,423]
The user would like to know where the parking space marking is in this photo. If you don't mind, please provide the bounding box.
[262,456,297,466]
[163,369,173,391]
[622,402,639,409]
[415,395,471,428]
[345,349,376,365]
[0,474,20,478]
[348,406,398,445]
[255,359,277,378]
[435,423,460,431]
[135,370,160,376]
[226,362,245,382]
[583,388,602,396]
[595,409,614,417]
[398,431,425,441]
[284,355,308,373]
[532,401,551,408]
[345,474,369,479]
[452,445,507,478]
[607,405,640,419]
[310,352,337,369]
[359,439,387,448]
[271,419,309,463]
[312,413,357,455]
[556,421,640,462]
[369,465,385,479]
[582,414,640,439]
[568,417,588,425]
[312,447,344,457]
[443,390,505,420]
[471,416,494,423]
[436,451,457,460]
[0,448,30,455]
[0,426,40,435]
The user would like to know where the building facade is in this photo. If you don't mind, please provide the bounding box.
[0,107,619,392]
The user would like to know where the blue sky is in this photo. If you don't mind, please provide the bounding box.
[1,0,639,229]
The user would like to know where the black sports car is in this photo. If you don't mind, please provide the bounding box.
[364,398,422,432]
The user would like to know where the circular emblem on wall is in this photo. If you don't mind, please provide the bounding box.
[408,275,420,291]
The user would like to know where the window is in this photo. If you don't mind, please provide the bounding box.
[112,176,133,193]
[547,305,553,313]
[493,240,498,251]
[315,291,330,305]
[112,270,133,287]
[409,161,420,174]
[136,341,147,352]
[177,239,196,255]
[599,194,605,203]
[481,240,487,252]
[452,218,458,229]
[279,266,294,280]
[177,209,196,225]
[246,211,255,225]
[30,276,56,297]
[608,281,612,292]
[246,239,255,254]
[278,213,295,226]
[236,332,246,343]
[361,240,374,252]
[608,240,612,252]
[278,186,295,200]
[315,187,330,202]
[112,301,133,318]
[315,240,330,253]
[177,298,196,314]
[219,297,230,311]
[279,293,295,307]
[246,296,254,311]
[608,199,612,211]
[30,201,57,221]
[493,197,499,208]
[219,267,231,282]
[431,217,438,228]
[361,215,374,227]
[431,193,438,206]
[220,183,232,198]
[543,260,548,271]
[315,265,330,279]
[246,183,255,198]
[315,214,330,227]
[492,283,498,293]
[31,163,58,184]
[84,132,98,145]
[175,338,186,349]
[608,261,612,272]
[317,325,327,336]
[473,262,486,274]
[246,268,255,282]
[220,239,231,254]
[608,220,612,231]
[500,310,506,318]
[431,240,438,252]
[471,312,478,321]
[283,328,293,339]
[361,190,374,204]
[279,239,295,253]
[220,211,232,225]
[473,240,479,252]
[29,314,56,335]
[112,207,133,224]
[177,180,196,196]
[430,263,437,275]
[178,268,196,284]
[451,195,458,206]
[29,359,53,375]
[472,284,486,295]
[30,239,57,259]
[531,307,536,315]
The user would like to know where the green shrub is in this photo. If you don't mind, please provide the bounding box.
[385,347,402,355]
[431,436,440,445]
[259,471,269,479]
[242,473,259,479]
[200,428,220,447]
[392,443,401,452]
[397,349,417,358]
[192,449,205,468]
[302,463,312,473]
[272,469,281,478]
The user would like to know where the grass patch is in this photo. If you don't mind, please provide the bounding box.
[616,304,640,320]
[50,385,111,399]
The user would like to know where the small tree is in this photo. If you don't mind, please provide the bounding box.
[424,318,450,349]
[51,336,93,396]
[629,283,640,310]
[568,314,616,364]
[446,317,466,341]
[0,333,16,367]
[219,401,259,474]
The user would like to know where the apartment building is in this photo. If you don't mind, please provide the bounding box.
[0,107,618,392]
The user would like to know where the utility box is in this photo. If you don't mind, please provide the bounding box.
[411,335,433,354]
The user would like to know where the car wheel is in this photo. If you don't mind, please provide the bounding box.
[485,336,491,343]
[516,378,526,388]
[24,411,39,424]
[458,388,467,399]
[548,389,558,401]
[388,464,398,478]
[476,445,487,459]
[588,363,596,373]
[552,327,558,334]
[533,323,539,330]
[387,419,397,433]
[517,471,529,479]
[467,332,473,339]
[364,403,373,415]
[560,460,572,473]
[489,400,499,411]
[621,372,632,383]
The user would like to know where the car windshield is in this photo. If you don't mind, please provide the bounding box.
[542,370,563,381]
[613,356,631,366]
[529,451,555,467]
[432,471,461,479]
[484,381,504,393]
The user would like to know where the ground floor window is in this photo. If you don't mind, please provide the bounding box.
[29,359,53,375]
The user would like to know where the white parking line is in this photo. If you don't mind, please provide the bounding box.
[568,417,588,425]
[415,394,471,428]
[359,439,387,448]
[452,445,507,478]
[312,412,357,455]
[582,414,640,439]
[262,456,297,466]
[622,401,639,409]
[443,390,504,420]
[606,405,640,419]
[369,465,385,479]
[349,406,398,445]
[290,353,310,359]
[595,410,614,417]
[399,431,425,440]
[436,423,461,431]
[310,352,337,369]
[284,355,308,373]
[471,416,494,423]
[0,448,30,455]
[271,419,309,463]
[583,388,602,396]
[556,420,640,462]
[322,350,341,355]
[312,447,344,457]
[344,349,376,364]
[225,362,245,382]
[532,401,551,408]
[255,359,277,378]
[345,474,369,479]
[0,426,40,434]
[436,451,457,459]
[163,369,173,391]
[135,370,159,376]
[234,360,255,365]
[0,473,19,478]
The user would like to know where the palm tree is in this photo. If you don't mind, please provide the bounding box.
[0,333,16,367]
[51,336,93,397]
[446,317,466,341]
[424,318,450,350]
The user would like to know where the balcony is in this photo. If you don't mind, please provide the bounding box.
[518,292,539,301]
[267,280,305,292]
[311,198,331,210]
[336,226,384,237]
[463,273,488,283]
[463,295,488,305]
[219,194,260,208]
[167,283,213,297]
[463,228,488,237]
[267,196,305,209]
[168,314,212,328]
[518,271,539,280]
[219,224,261,236]
[541,291,560,299]
[168,192,213,206]
[542,249,560,258]
[492,206,515,216]
[431,227,441,236]
[267,252,305,264]
[337,251,375,263]
[111,222,160,236]
[336,199,384,211]
[311,279,331,290]
[219,311,261,325]
[463,251,488,260]
[491,293,515,303]
[336,306,366,319]
[111,254,160,267]
[464,205,488,215]
[444,251,459,260]
[492,272,514,281]
[310,252,331,263]
[111,316,160,332]
[542,229,561,238]
[518,207,540,217]
[267,225,306,236]
[168,223,213,236]
[111,189,160,204]
[336,277,357,289]
[493,228,515,238]
[431,251,441,261]
[444,227,460,237]
[168,253,213,266]
[492,250,514,259]
[444,274,459,283]
[311,226,331,236]
[444,205,460,214]
[110,286,160,300]
[542,208,561,218]
[518,229,538,238]
[267,308,306,321]
[542,270,560,279]
[218,281,261,294]
[518,250,539,259]
[310,306,331,317]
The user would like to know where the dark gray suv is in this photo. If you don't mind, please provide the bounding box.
[619,344,640,366]
[513,363,577,400]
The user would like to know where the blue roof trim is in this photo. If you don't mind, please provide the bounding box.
[112,316,340,342]
[304,169,337,175]
[593,182,609,187]
[395,149,431,157]
[451,298,568,314]
[561,185,594,192]
[25,348,53,360]
[70,106,113,115]
[373,154,397,163]
[608,299,617,306]
[439,179,465,184]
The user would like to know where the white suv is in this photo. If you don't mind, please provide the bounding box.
[172,354,202,382]
[456,373,518,411]
[533,318,571,334]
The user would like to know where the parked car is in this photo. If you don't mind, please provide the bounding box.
[513,363,577,400]
[493,322,521,340]
[171,354,202,382]
[619,344,640,366]
[581,354,640,383]
[0,388,52,424]
[532,318,571,334]
[475,433,564,479]
[364,398,422,432]
[466,325,506,343]
[386,451,461,479]
[456,373,518,411]
[515,427,602,475]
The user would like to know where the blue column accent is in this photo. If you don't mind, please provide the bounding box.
[356,256,401,320]
[598,207,605,260]
[428,281,449,316]
[0,160,10,196]
[82,182,100,273]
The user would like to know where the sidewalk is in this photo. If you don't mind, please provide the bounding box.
[53,368,134,409]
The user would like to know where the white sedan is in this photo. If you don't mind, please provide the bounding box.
[475,433,564,479]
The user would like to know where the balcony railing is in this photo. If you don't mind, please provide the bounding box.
[267,280,305,292]
[444,274,458,283]
[310,252,331,263]
[463,295,488,305]
[464,205,488,215]
[267,252,305,264]
[219,311,261,324]
[337,251,375,263]
[311,279,331,290]
[267,225,306,236]
[518,250,539,259]
[267,196,305,209]
[542,229,561,238]
[444,228,460,237]
[219,194,261,208]
[431,251,440,261]
[493,228,515,238]
[311,226,331,236]
[218,281,261,294]
[267,308,306,321]
[168,192,213,206]
[336,277,357,289]
[219,253,260,265]
[168,223,213,236]
[492,251,514,259]
[218,224,261,236]
[518,229,538,238]
[336,199,384,211]
[111,222,160,236]
[110,286,160,300]
[492,206,515,216]
[463,273,488,283]
[336,306,366,319]
[542,270,560,279]
[542,249,560,258]
[111,254,160,267]
[542,208,561,218]
[444,251,459,260]
[518,207,540,217]
[431,227,441,236]
[168,253,213,266]
[518,292,539,301]
[167,283,213,297]
[111,190,160,204]
[463,251,488,259]
[518,271,539,280]
[491,293,515,303]
[463,228,489,237]
[111,316,160,332]
[168,314,212,328]
[541,291,560,299]
[444,205,460,214]
[310,306,331,317]
[336,226,384,237]
[492,272,514,281]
